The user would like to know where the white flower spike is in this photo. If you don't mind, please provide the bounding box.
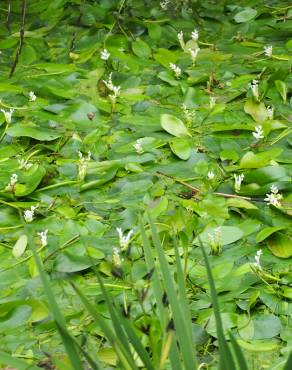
[112,247,122,267]
[191,29,199,41]
[6,173,18,192]
[169,63,181,78]
[28,91,37,101]
[116,227,134,250]
[264,45,273,57]
[234,174,244,193]
[264,185,282,207]
[209,96,217,109]
[37,230,48,247]
[100,49,110,61]
[254,249,263,270]
[24,205,38,223]
[103,73,121,104]
[18,158,33,170]
[252,125,264,140]
[249,80,259,100]
[177,31,185,50]
[0,108,14,124]
[160,0,170,10]
[133,139,144,154]
[188,47,200,63]
[267,106,274,120]
[207,171,215,180]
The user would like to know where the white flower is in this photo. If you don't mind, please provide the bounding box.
[0,108,14,124]
[18,158,33,170]
[100,48,110,61]
[77,151,91,180]
[249,80,259,100]
[177,31,185,49]
[254,249,263,270]
[207,171,215,180]
[208,227,222,254]
[264,45,273,57]
[188,47,200,63]
[133,140,144,154]
[267,106,274,120]
[28,91,37,101]
[6,173,18,192]
[209,96,217,109]
[116,227,133,250]
[103,73,121,103]
[191,29,199,41]
[169,63,181,78]
[252,125,264,140]
[264,185,282,207]
[234,174,244,193]
[37,230,48,247]
[160,0,170,10]
[182,103,195,125]
[112,247,122,267]
[24,205,38,223]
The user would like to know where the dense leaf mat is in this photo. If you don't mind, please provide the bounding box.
[0,0,291,368]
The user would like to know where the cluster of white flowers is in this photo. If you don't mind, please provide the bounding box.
[252,125,264,140]
[24,205,38,223]
[254,249,263,270]
[264,185,282,207]
[177,31,185,50]
[267,106,274,120]
[37,229,48,247]
[133,139,144,154]
[100,48,110,61]
[234,174,244,193]
[208,227,222,254]
[116,227,133,250]
[0,108,14,124]
[6,173,18,192]
[181,104,195,125]
[209,96,217,109]
[249,80,259,100]
[207,171,215,180]
[160,0,170,10]
[103,73,121,103]
[112,247,122,267]
[169,63,182,78]
[264,45,273,57]
[77,150,91,180]
[18,158,33,170]
[191,29,199,41]
[188,47,200,64]
[28,91,37,102]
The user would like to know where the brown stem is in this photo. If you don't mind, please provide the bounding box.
[6,0,11,33]
[156,171,261,202]
[9,0,26,78]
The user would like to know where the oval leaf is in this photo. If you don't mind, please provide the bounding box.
[256,226,286,243]
[161,114,191,138]
[268,233,292,258]
[169,138,191,160]
[13,235,28,258]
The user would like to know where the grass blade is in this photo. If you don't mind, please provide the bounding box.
[148,213,197,370]
[140,220,182,370]
[284,350,292,370]
[229,332,248,370]
[200,240,236,370]
[71,282,138,370]
[32,248,84,370]
[0,351,41,370]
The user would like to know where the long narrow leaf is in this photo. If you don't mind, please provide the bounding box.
[0,351,41,370]
[200,240,236,370]
[120,315,155,370]
[32,248,84,370]
[140,220,183,370]
[229,332,248,370]
[284,350,292,370]
[71,282,138,370]
[148,213,197,370]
